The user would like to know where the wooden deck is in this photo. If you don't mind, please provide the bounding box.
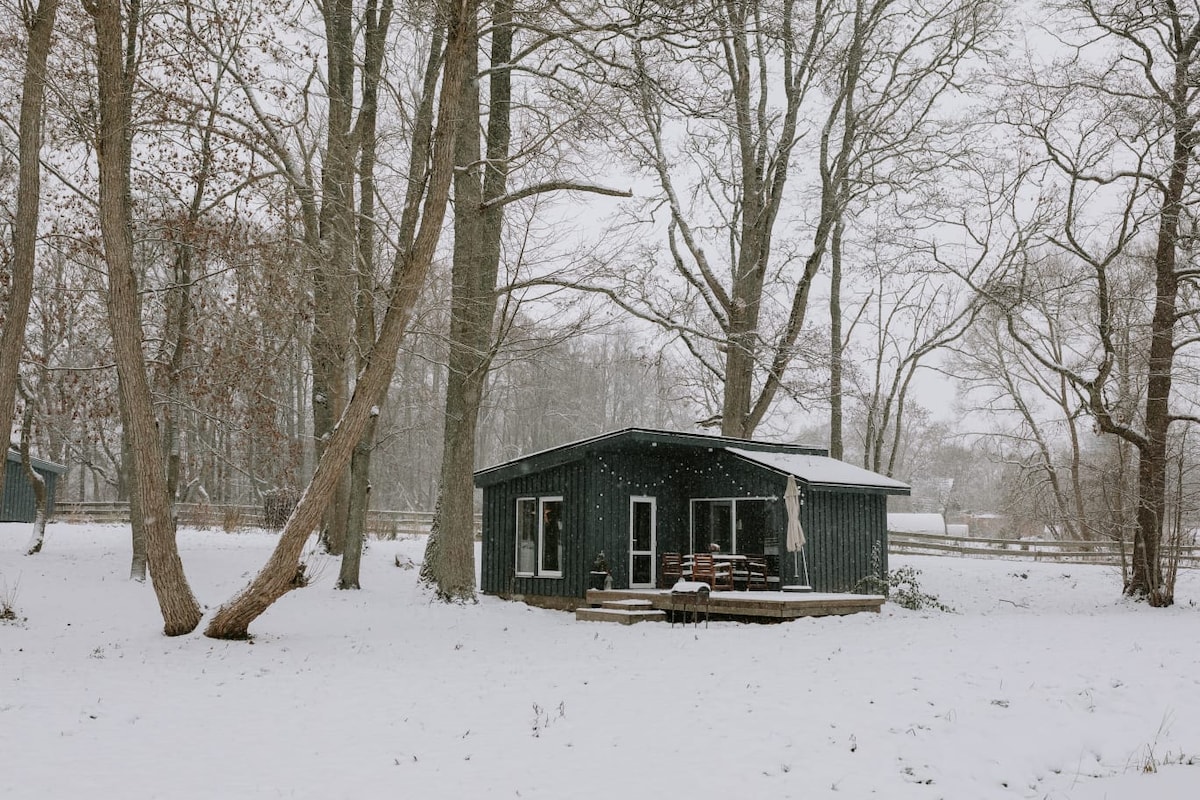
[584,588,885,621]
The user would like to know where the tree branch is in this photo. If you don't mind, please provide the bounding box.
[480,180,631,210]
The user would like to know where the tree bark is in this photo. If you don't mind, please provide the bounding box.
[312,0,358,557]
[994,3,1198,606]
[120,402,147,581]
[20,398,48,556]
[1127,130,1185,603]
[421,0,512,602]
[205,0,478,639]
[0,0,59,506]
[88,0,201,634]
[829,216,845,460]
[337,0,393,590]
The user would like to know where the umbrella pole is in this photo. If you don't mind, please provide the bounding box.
[801,548,811,586]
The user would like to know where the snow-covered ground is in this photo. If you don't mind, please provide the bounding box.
[1,522,1197,799]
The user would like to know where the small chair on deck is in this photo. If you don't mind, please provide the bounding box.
[691,553,734,591]
[659,552,684,588]
[713,559,735,591]
[689,552,715,587]
[745,556,769,591]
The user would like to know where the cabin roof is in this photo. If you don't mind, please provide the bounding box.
[474,427,827,487]
[727,448,911,494]
[5,449,67,474]
[886,512,947,534]
[473,427,913,493]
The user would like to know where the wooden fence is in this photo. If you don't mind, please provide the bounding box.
[49,503,1197,568]
[55,501,482,539]
[889,530,1200,569]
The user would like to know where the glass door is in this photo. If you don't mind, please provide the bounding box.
[629,496,656,588]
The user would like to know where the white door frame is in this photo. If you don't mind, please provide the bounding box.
[629,496,657,588]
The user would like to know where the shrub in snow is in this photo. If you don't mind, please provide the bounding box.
[1,576,22,623]
[884,565,953,612]
[854,544,952,611]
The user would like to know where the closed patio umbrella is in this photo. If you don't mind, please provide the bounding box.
[784,474,810,587]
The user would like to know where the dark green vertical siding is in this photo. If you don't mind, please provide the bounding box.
[479,443,893,599]
[2,461,60,523]
[480,461,590,599]
[802,489,887,592]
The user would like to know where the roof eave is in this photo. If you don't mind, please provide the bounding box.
[726,450,911,495]
[473,426,827,486]
[5,449,68,474]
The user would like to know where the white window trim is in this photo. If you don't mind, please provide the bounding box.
[515,497,537,577]
[629,496,657,589]
[689,496,772,553]
[538,496,565,579]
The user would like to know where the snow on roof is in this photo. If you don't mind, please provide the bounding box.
[888,513,948,534]
[727,448,911,493]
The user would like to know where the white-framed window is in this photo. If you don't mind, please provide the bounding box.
[690,497,772,554]
[539,497,564,577]
[516,498,538,576]
[515,496,564,578]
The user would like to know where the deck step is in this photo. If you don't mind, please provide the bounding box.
[576,607,668,625]
[599,598,656,611]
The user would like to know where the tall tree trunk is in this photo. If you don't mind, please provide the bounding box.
[337,0,394,590]
[0,0,59,505]
[88,0,201,635]
[313,0,357,556]
[421,0,512,601]
[205,0,478,639]
[1127,130,1185,603]
[829,217,845,460]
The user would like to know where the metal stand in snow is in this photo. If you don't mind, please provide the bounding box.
[783,549,813,593]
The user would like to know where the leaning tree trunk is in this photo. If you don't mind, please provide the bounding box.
[89,0,201,634]
[0,0,59,505]
[205,0,478,639]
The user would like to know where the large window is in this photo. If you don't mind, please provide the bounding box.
[515,496,564,578]
[691,498,771,554]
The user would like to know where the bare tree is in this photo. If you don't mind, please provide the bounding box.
[610,0,831,438]
[992,1,1200,604]
[0,0,59,506]
[852,267,980,477]
[85,0,201,634]
[338,0,425,590]
[595,0,1000,439]
[824,0,1003,458]
[204,0,481,640]
[420,0,632,601]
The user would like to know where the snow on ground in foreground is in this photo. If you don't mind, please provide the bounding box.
[1,523,1198,800]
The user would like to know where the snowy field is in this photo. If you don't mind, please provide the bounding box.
[2,522,1198,800]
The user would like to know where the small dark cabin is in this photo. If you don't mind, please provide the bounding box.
[475,428,910,607]
[3,449,66,523]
